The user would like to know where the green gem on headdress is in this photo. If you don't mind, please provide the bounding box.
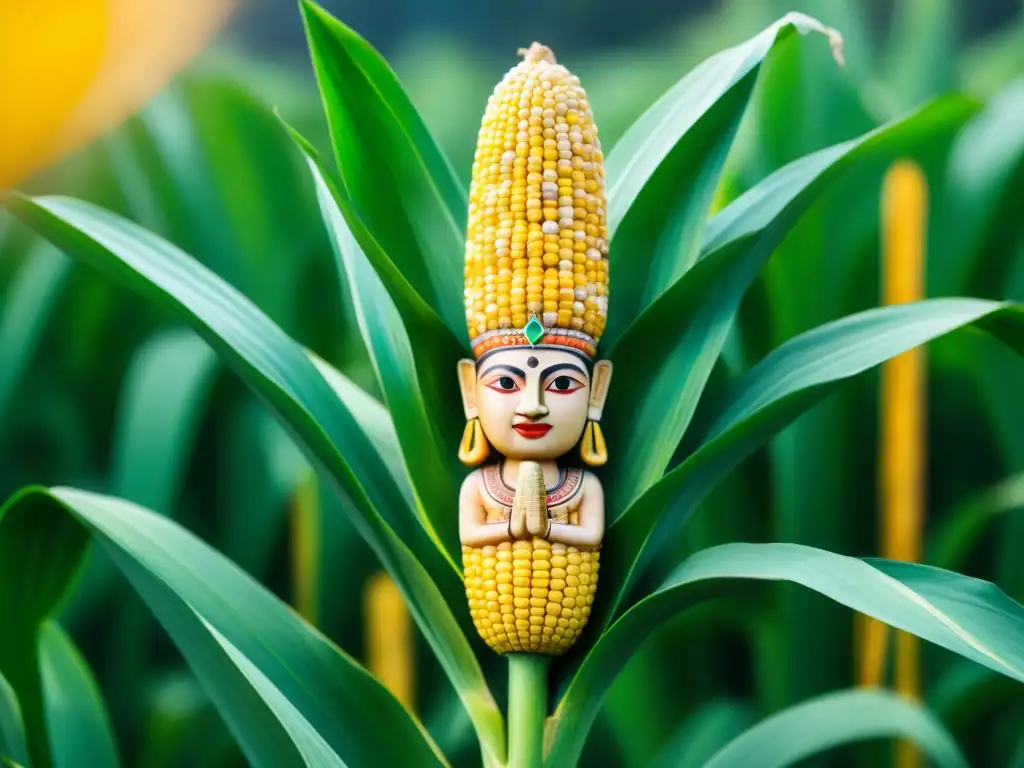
[524,314,545,345]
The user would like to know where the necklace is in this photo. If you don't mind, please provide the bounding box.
[497,458,565,493]
[482,459,583,509]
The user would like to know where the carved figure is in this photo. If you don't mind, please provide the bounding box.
[457,42,612,655]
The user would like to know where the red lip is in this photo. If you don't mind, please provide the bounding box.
[513,423,552,439]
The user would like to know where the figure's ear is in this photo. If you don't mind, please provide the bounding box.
[588,360,612,421]
[457,358,490,465]
[581,360,613,467]
[457,358,479,419]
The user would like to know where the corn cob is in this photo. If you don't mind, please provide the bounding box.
[463,463,600,655]
[463,41,608,358]
[460,45,605,655]
[463,539,599,655]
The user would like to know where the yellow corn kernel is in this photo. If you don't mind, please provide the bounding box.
[461,538,599,655]
[464,42,608,342]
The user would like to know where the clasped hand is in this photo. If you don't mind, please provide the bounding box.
[509,460,550,539]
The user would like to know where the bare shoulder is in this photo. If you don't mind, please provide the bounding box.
[460,468,485,497]
[581,470,605,494]
[459,470,487,522]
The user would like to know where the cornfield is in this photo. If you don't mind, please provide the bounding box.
[3,1,1024,766]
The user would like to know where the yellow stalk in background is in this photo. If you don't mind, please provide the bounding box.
[290,469,321,625]
[365,572,415,711]
[0,0,234,189]
[288,464,415,709]
[854,608,887,688]
[857,159,928,768]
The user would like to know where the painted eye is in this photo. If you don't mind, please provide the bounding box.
[547,375,582,393]
[488,376,519,392]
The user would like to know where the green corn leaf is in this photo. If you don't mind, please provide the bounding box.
[61,330,219,731]
[133,672,233,768]
[103,74,323,332]
[746,20,964,709]
[759,0,875,84]
[0,243,71,424]
[601,96,976,529]
[218,399,372,647]
[970,330,1024,474]
[299,0,467,342]
[940,77,1024,299]
[2,194,434,572]
[0,673,28,768]
[548,542,1024,766]
[2,194,505,766]
[935,87,1024,615]
[751,31,875,205]
[958,14,1024,98]
[111,329,219,513]
[305,350,425,637]
[649,699,755,768]
[604,12,843,343]
[596,299,1024,659]
[701,688,967,768]
[927,659,1019,732]
[752,0,880,171]
[283,125,461,367]
[707,301,1023,439]
[1013,734,1024,768]
[743,20,879,350]
[606,11,841,238]
[604,79,746,348]
[306,351,417,513]
[38,623,120,768]
[297,137,465,565]
[882,0,956,114]
[219,400,310,577]
[0,484,89,768]
[927,472,1024,572]
[196,618,346,767]
[0,486,440,768]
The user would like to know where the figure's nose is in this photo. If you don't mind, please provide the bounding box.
[515,378,549,419]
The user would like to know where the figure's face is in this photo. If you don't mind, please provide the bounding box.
[475,347,591,460]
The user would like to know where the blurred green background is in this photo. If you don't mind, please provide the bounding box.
[4,0,1024,765]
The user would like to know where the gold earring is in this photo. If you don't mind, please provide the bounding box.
[459,417,490,465]
[580,419,607,466]
[581,359,611,466]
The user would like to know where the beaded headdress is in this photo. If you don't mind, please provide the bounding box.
[463,42,608,362]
